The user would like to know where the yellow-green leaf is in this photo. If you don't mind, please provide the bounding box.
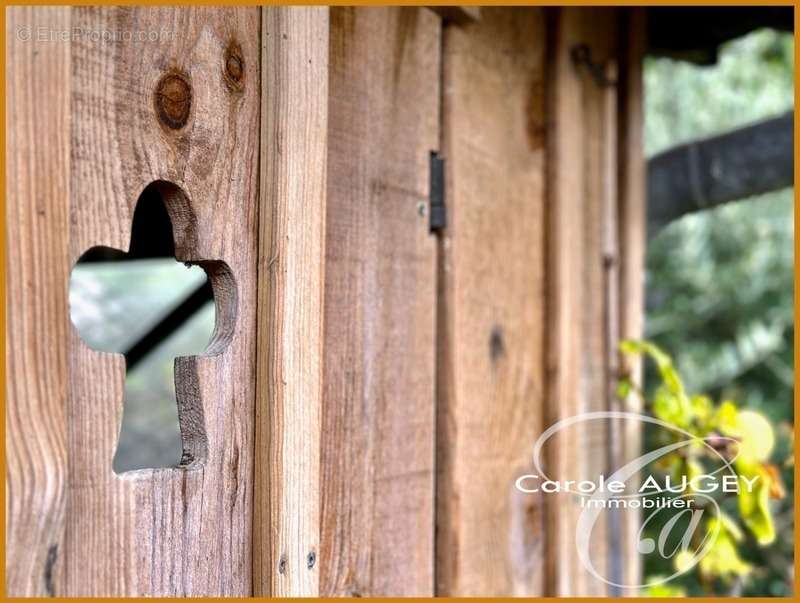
[717,511,744,542]
[736,410,775,462]
[690,395,713,430]
[737,463,775,545]
[715,401,739,434]
[643,581,687,597]
[653,385,693,429]
[619,339,644,356]
[699,521,752,579]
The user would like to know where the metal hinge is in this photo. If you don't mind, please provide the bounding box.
[429,152,446,233]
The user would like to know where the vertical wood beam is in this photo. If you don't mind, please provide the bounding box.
[617,7,647,591]
[320,7,440,596]
[64,7,260,595]
[436,8,548,596]
[5,7,71,595]
[544,8,587,595]
[602,57,622,595]
[255,6,329,597]
[8,7,263,596]
[544,7,620,596]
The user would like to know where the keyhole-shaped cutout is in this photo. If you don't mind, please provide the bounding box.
[69,182,236,473]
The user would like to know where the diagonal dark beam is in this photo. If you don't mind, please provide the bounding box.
[647,111,793,238]
[124,279,214,370]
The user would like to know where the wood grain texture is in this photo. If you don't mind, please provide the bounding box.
[320,7,440,596]
[544,7,623,596]
[616,8,647,591]
[543,10,583,594]
[435,8,547,596]
[5,7,71,596]
[6,7,647,596]
[62,7,260,595]
[254,6,328,597]
[602,55,623,596]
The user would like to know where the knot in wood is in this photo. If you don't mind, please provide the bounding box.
[223,43,245,92]
[154,71,192,129]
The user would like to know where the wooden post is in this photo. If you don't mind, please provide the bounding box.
[6,7,71,596]
[254,6,329,597]
[617,7,647,591]
[544,6,622,596]
[320,7,440,596]
[436,7,548,596]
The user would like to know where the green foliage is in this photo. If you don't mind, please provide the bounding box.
[644,27,794,597]
[645,29,794,156]
[620,340,787,594]
[643,581,687,597]
[698,516,751,579]
[736,460,775,546]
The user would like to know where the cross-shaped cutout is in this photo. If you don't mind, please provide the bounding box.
[69,181,236,473]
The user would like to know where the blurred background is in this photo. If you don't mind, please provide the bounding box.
[643,27,794,596]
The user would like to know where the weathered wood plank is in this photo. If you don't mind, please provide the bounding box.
[436,8,547,596]
[602,51,623,598]
[254,6,329,597]
[63,7,260,595]
[5,7,71,596]
[544,7,620,596]
[617,7,647,591]
[320,7,440,596]
[543,9,584,595]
